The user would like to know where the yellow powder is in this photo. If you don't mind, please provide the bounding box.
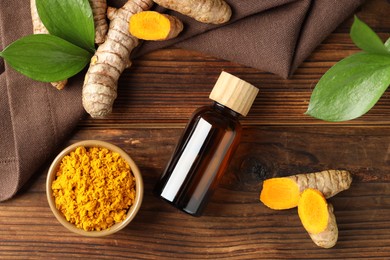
[52,146,136,231]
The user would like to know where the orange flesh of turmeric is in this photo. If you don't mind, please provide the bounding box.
[130,11,175,40]
[260,177,300,210]
[298,188,329,234]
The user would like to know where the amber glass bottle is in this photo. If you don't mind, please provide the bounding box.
[153,71,259,216]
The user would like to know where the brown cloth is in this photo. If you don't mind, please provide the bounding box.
[0,0,365,201]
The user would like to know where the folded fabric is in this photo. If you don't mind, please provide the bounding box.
[0,0,365,201]
[0,0,85,201]
[136,0,366,77]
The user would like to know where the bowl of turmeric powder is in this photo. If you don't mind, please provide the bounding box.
[46,140,143,237]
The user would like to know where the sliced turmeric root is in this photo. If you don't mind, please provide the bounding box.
[129,11,183,41]
[260,170,352,210]
[298,188,338,248]
[259,177,300,210]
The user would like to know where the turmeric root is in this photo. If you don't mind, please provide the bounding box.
[30,0,67,90]
[129,11,183,41]
[88,0,108,44]
[153,0,232,24]
[260,170,352,210]
[30,0,48,35]
[298,188,338,248]
[82,0,154,118]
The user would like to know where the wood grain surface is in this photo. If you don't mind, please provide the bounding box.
[1,0,390,259]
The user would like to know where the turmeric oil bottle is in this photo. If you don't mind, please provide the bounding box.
[153,71,259,216]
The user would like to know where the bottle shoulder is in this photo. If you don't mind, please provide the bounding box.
[191,105,242,131]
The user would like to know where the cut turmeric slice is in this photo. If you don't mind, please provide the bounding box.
[298,189,329,234]
[129,11,183,41]
[260,177,300,210]
[298,189,338,248]
[260,170,352,210]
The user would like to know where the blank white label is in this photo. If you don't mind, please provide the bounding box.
[161,118,212,202]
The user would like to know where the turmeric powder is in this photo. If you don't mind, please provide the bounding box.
[260,170,352,210]
[51,146,136,231]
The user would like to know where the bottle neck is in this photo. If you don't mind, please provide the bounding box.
[212,102,241,119]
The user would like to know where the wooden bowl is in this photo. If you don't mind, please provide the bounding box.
[46,140,143,237]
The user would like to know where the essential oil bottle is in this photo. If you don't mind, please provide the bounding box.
[153,71,259,216]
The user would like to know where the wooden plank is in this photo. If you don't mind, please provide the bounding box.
[1,0,390,258]
[2,126,389,258]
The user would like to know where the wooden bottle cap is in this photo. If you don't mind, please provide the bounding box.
[209,71,259,116]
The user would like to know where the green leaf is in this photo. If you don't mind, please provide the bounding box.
[350,16,389,55]
[36,0,95,53]
[385,38,390,52]
[306,52,390,122]
[0,34,92,82]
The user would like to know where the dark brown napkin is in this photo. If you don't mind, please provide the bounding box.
[0,1,85,201]
[0,0,364,201]
[136,0,366,77]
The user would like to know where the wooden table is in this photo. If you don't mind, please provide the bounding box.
[1,0,390,258]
